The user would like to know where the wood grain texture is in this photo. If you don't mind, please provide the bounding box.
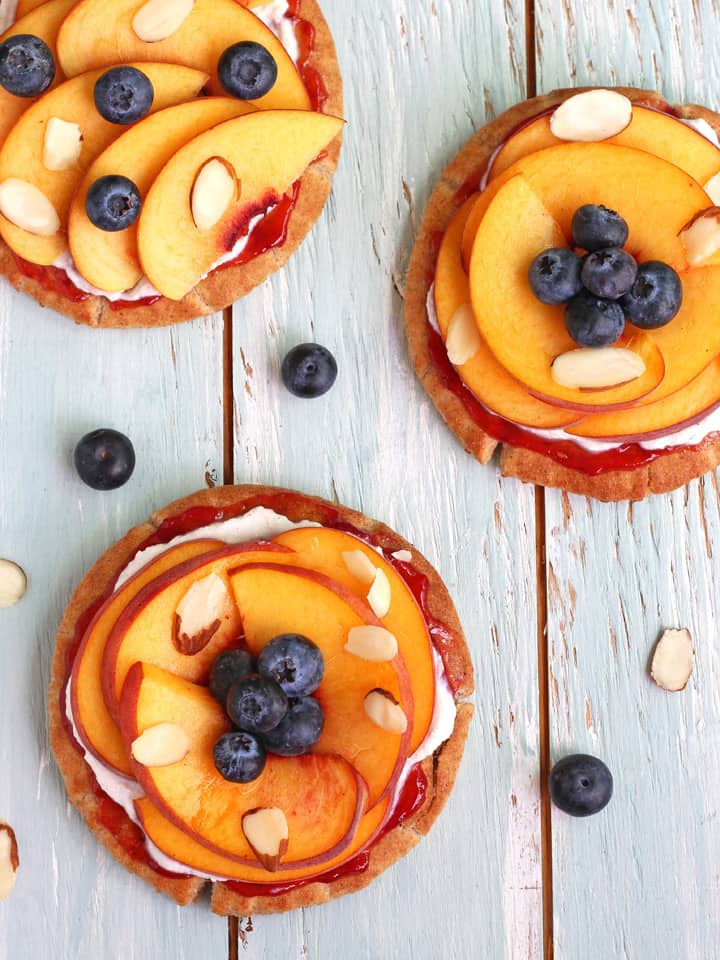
[536,2,720,957]
[231,0,542,956]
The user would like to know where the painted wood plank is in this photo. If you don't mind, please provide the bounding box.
[231,0,542,956]
[0,286,227,954]
[536,2,720,956]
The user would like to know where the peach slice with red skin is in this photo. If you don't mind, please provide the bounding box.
[71,537,222,776]
[101,542,292,723]
[468,168,666,411]
[56,0,310,109]
[137,110,344,301]
[119,663,367,868]
[68,98,257,294]
[435,196,582,429]
[228,563,414,809]
[0,62,209,266]
[271,525,436,754]
[0,0,78,151]
[490,104,720,186]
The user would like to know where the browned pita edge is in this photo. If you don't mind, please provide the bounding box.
[49,484,474,914]
[0,0,343,328]
[404,86,720,501]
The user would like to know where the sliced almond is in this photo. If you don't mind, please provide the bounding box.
[650,628,694,692]
[391,549,412,563]
[42,118,83,172]
[242,808,288,872]
[342,549,377,585]
[367,568,391,618]
[0,179,60,236]
[679,207,720,266]
[363,688,407,734]
[704,172,720,205]
[446,303,481,365]
[131,722,190,767]
[0,559,26,608]
[345,625,398,662]
[173,572,230,655]
[191,157,238,231]
[551,347,646,390]
[550,89,633,142]
[132,0,195,42]
[0,823,18,903]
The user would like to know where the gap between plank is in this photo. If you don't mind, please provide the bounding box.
[223,306,235,486]
[228,916,239,960]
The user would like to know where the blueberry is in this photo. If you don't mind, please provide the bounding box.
[218,41,277,100]
[209,649,257,704]
[619,261,682,329]
[564,290,625,347]
[262,696,324,757]
[226,674,288,733]
[258,634,324,697]
[281,343,337,398]
[571,204,629,252]
[581,247,637,300]
[549,754,613,817]
[528,248,583,305]
[0,35,55,97]
[74,428,135,490]
[85,175,142,232]
[213,730,266,783]
[94,67,154,124]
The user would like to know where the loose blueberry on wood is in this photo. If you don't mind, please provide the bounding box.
[549,754,613,816]
[581,247,637,300]
[73,428,135,490]
[226,674,288,733]
[0,34,55,97]
[564,290,625,347]
[218,41,277,100]
[213,730,266,783]
[528,247,584,305]
[281,343,338,398]
[94,66,154,124]
[258,634,324,697]
[209,649,257,704]
[262,696,324,756]
[620,261,682,329]
[85,175,142,232]
[572,204,628,252]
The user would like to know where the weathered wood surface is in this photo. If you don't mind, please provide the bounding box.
[536,1,720,957]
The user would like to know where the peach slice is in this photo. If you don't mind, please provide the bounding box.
[71,537,222,776]
[102,542,292,723]
[137,110,344,300]
[135,791,389,883]
[56,0,310,110]
[272,526,435,754]
[468,168,669,411]
[68,98,256,293]
[0,0,77,151]
[568,356,720,440]
[0,62,208,266]
[228,563,413,808]
[490,104,720,186]
[120,663,367,868]
[436,196,582,428]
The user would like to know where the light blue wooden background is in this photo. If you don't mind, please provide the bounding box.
[0,0,718,957]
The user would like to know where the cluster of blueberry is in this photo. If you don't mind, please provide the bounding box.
[529,204,683,347]
[208,635,326,783]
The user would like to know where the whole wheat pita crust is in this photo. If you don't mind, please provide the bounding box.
[48,484,474,914]
[0,0,342,328]
[404,87,720,501]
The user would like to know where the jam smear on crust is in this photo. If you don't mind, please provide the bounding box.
[438,98,712,475]
[65,491,456,892]
[15,256,91,302]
